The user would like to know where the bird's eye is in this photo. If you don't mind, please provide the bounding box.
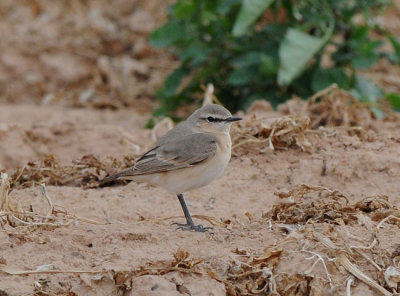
[207,116,215,122]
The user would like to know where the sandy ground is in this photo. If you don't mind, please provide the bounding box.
[1,102,400,295]
[1,1,400,296]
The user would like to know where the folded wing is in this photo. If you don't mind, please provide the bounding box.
[100,133,217,184]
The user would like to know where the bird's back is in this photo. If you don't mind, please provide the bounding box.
[156,120,193,146]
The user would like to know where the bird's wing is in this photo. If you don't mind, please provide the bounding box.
[100,133,217,183]
[134,133,218,174]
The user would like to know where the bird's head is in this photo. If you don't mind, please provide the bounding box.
[188,104,242,135]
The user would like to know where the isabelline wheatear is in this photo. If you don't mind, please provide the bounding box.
[101,104,242,232]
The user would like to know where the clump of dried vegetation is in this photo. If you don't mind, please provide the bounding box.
[279,85,376,129]
[264,184,400,226]
[260,184,400,295]
[231,84,382,154]
[9,154,135,189]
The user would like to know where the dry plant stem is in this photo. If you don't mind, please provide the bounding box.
[263,267,277,294]
[354,249,382,271]
[346,276,354,296]
[227,269,264,279]
[0,210,103,225]
[302,249,333,287]
[337,253,393,296]
[201,83,222,106]
[350,238,382,271]
[350,238,377,250]
[314,232,391,296]
[0,173,105,230]
[0,264,104,275]
[151,117,174,142]
[10,215,71,227]
[377,215,400,230]
[149,214,225,227]
[202,83,215,106]
[268,125,277,150]
[0,173,10,211]
[307,84,338,106]
[40,183,53,216]
[11,164,26,184]
[0,264,205,277]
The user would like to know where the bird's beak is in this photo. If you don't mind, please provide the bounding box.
[225,116,242,122]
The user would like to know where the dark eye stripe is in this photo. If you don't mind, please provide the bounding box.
[205,116,224,122]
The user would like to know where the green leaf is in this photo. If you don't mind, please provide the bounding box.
[150,20,188,48]
[180,45,211,66]
[311,67,350,92]
[227,66,258,86]
[259,54,277,77]
[351,80,385,119]
[352,54,379,69]
[386,92,400,111]
[388,35,400,63]
[174,0,197,18]
[348,26,381,69]
[351,40,381,69]
[158,67,189,99]
[354,74,382,103]
[217,0,241,15]
[278,25,333,86]
[232,0,274,36]
[241,91,284,110]
[352,26,370,40]
[145,117,155,129]
[231,51,262,67]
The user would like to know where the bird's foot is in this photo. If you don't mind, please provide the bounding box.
[173,222,212,232]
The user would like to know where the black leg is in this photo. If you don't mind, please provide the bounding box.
[174,194,211,232]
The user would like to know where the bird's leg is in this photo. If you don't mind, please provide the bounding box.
[174,194,211,232]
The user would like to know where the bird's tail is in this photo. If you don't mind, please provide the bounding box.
[99,168,134,187]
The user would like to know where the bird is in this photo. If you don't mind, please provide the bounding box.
[100,104,242,232]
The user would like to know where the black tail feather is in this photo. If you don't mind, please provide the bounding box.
[99,168,134,187]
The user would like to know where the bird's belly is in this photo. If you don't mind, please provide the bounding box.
[134,152,230,194]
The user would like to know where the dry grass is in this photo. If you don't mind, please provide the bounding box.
[1,173,104,238]
[9,154,135,189]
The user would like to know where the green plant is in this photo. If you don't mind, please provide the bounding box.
[150,0,400,117]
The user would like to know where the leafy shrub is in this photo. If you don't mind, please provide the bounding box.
[150,0,400,117]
